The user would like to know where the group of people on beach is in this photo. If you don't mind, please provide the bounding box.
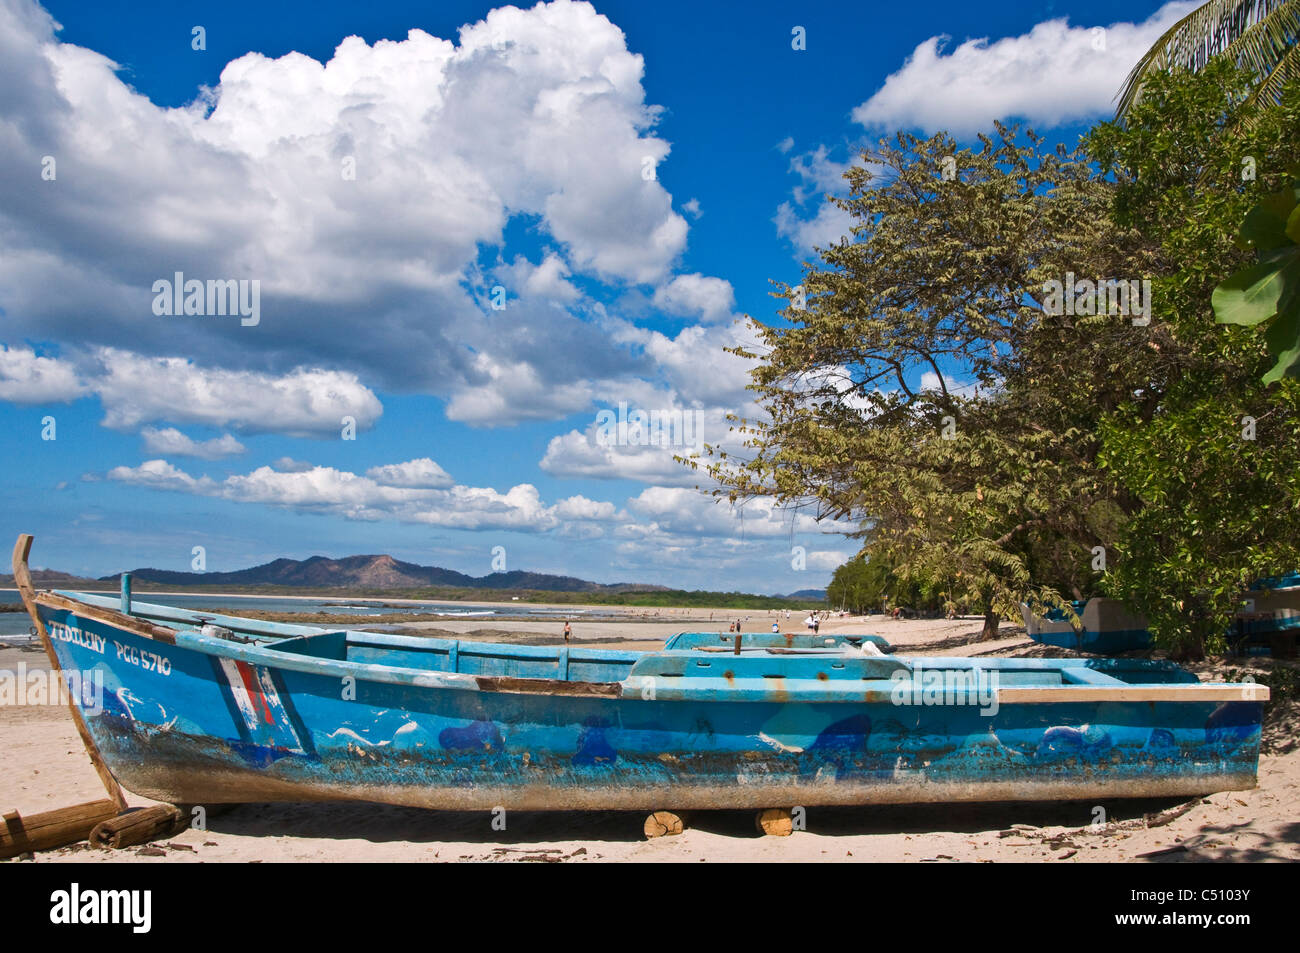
[729,610,821,634]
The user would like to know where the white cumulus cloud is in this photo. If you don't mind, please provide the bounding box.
[851,3,1199,135]
[0,345,88,403]
[91,349,382,436]
[141,427,246,459]
[0,0,694,425]
[105,457,624,534]
[652,273,735,322]
[365,457,454,489]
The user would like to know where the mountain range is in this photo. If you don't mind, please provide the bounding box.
[2,553,825,600]
[90,553,661,592]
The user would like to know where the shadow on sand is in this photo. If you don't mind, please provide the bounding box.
[194,795,1243,850]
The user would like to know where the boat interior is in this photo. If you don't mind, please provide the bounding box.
[53,590,1208,688]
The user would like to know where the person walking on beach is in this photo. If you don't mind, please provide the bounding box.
[812,613,821,635]
[563,620,571,643]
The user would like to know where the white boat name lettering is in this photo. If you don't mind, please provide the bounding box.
[46,622,106,654]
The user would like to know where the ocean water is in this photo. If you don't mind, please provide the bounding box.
[0,589,599,640]
[0,591,34,638]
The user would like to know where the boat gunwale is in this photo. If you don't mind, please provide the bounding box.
[36,589,1272,704]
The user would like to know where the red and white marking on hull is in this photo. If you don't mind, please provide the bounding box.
[217,657,306,753]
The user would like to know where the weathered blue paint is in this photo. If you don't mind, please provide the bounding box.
[1031,626,1154,655]
[1250,572,1300,590]
[120,573,131,615]
[1022,599,1153,653]
[32,591,1268,811]
[1026,587,1300,656]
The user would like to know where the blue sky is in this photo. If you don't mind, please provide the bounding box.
[0,0,1192,591]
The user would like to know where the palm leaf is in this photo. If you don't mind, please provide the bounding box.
[1242,43,1300,125]
[1115,0,1300,122]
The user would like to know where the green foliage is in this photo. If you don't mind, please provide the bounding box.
[1089,63,1300,657]
[706,124,1147,637]
[1213,175,1300,383]
[1097,381,1300,654]
[709,60,1300,658]
[826,552,943,614]
[1116,0,1300,125]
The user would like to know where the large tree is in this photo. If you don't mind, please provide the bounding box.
[709,63,1300,659]
[706,125,1156,639]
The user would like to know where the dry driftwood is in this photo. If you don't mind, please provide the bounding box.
[643,810,689,838]
[90,804,187,850]
[755,807,795,837]
[0,799,119,858]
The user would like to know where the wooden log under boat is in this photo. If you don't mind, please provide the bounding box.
[755,808,794,837]
[643,810,688,838]
[91,804,187,849]
[0,799,120,858]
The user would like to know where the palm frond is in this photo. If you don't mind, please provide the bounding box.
[1115,0,1300,122]
[1241,42,1300,124]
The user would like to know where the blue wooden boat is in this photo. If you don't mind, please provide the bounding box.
[1234,576,1300,655]
[13,537,1268,811]
[1023,588,1300,656]
[1020,599,1153,654]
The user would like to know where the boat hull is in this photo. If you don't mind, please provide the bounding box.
[1026,592,1300,656]
[38,603,1265,811]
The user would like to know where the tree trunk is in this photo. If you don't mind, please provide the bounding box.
[1171,604,1210,662]
[979,604,1001,641]
[1172,626,1207,663]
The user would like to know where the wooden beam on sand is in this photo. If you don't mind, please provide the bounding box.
[755,808,795,837]
[643,810,689,838]
[91,804,187,850]
[11,534,128,812]
[0,799,119,858]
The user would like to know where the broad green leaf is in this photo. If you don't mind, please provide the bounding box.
[1239,189,1297,251]
[1287,204,1300,244]
[1212,249,1298,326]
[1262,301,1300,385]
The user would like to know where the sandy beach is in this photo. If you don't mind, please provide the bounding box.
[2,610,1296,863]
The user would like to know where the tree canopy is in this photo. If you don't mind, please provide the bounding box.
[1116,0,1300,123]
[706,62,1300,658]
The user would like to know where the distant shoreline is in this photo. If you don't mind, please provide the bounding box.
[0,587,786,615]
[0,587,823,613]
